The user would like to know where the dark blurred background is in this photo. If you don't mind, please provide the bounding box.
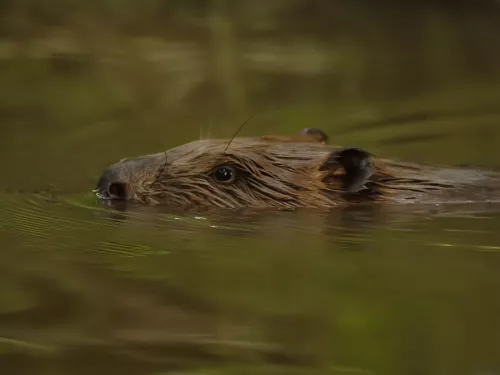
[0,0,500,192]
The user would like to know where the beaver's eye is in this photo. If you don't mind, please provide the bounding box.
[213,165,236,184]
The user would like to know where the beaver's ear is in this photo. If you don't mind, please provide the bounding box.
[300,128,329,144]
[321,147,375,193]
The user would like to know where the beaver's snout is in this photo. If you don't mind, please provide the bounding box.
[94,153,167,203]
[94,166,133,201]
[94,178,131,201]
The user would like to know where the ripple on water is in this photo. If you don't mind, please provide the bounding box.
[0,192,114,236]
[2,190,500,257]
[0,190,258,257]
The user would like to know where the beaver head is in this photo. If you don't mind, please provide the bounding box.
[94,127,467,209]
[94,128,395,208]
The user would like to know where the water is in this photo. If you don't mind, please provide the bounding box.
[2,1,500,374]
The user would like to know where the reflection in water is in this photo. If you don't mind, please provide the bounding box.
[1,1,500,374]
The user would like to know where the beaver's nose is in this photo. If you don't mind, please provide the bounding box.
[94,168,132,201]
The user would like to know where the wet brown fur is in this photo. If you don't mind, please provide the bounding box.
[95,129,500,209]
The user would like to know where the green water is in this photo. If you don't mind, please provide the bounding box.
[1,1,500,374]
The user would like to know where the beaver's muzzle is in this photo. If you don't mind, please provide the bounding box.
[94,153,167,202]
[94,177,132,201]
[93,163,134,201]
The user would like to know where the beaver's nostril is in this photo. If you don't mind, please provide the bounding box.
[108,182,130,200]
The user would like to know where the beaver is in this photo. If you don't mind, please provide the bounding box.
[94,128,500,209]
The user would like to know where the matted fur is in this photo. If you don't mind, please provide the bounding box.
[95,136,500,208]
